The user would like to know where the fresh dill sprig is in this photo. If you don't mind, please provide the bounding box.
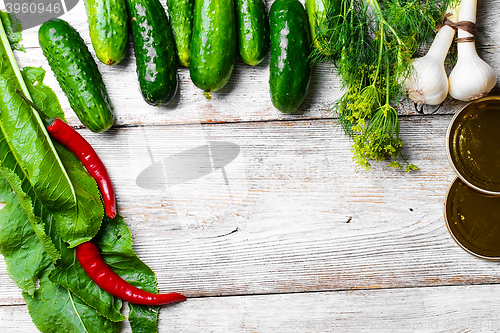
[311,0,452,171]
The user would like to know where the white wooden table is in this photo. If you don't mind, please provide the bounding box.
[1,0,500,331]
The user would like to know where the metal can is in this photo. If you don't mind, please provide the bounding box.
[444,176,500,260]
[446,96,500,195]
[444,96,500,259]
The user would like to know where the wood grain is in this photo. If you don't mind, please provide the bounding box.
[2,116,499,305]
[2,284,500,332]
[1,0,500,331]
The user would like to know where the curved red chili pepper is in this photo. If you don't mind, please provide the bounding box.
[76,241,186,305]
[14,89,116,218]
[47,119,117,219]
[16,90,185,305]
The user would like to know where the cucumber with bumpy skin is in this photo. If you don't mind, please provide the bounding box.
[166,0,195,67]
[38,19,115,133]
[235,0,269,66]
[126,0,178,105]
[269,0,312,113]
[190,0,236,94]
[84,0,129,66]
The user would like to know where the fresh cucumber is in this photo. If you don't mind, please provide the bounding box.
[305,0,340,56]
[126,0,178,105]
[38,19,115,133]
[166,0,195,67]
[269,0,312,113]
[190,0,236,94]
[84,0,129,65]
[235,0,269,66]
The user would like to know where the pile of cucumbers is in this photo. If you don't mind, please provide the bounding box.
[38,0,330,133]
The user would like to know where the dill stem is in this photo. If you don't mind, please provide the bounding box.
[385,51,390,105]
[419,0,431,31]
[372,23,385,85]
[366,0,405,47]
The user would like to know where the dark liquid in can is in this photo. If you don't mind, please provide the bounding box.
[448,98,500,194]
[445,178,500,259]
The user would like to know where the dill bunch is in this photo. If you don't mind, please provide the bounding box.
[312,0,452,172]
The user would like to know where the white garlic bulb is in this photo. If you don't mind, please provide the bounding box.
[448,49,497,101]
[448,0,497,101]
[406,54,450,105]
[405,6,458,105]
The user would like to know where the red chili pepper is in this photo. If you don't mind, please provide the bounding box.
[15,91,185,305]
[47,119,116,219]
[76,241,186,305]
[16,89,116,218]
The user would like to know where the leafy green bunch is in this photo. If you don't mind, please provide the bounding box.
[0,13,160,333]
[313,0,450,171]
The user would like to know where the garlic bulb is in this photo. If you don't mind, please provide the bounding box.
[448,0,497,101]
[405,6,458,105]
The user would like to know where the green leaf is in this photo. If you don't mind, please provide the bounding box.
[0,16,77,214]
[0,31,158,325]
[0,21,104,246]
[24,271,121,333]
[49,193,123,322]
[0,156,113,329]
[0,12,24,52]
[0,61,156,330]
[0,174,53,295]
[0,170,159,331]
[0,75,77,212]
[49,215,159,330]
[128,304,159,333]
[52,142,104,248]
[0,75,103,247]
[21,66,66,121]
[48,242,126,322]
[94,216,158,293]
[94,216,159,333]
[0,165,60,263]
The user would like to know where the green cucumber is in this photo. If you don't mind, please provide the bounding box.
[235,0,269,66]
[84,0,129,66]
[305,0,340,56]
[166,0,195,67]
[38,19,115,133]
[269,0,312,113]
[126,0,178,105]
[190,0,236,94]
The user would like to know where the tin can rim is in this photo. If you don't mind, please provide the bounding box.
[443,176,500,260]
[445,95,500,196]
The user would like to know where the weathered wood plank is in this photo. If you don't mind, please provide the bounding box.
[1,0,500,331]
[2,115,499,305]
[7,0,500,127]
[2,284,500,332]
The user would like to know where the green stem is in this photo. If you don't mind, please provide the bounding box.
[385,50,390,105]
[372,23,385,86]
[418,0,431,31]
[366,0,405,47]
[68,292,89,333]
